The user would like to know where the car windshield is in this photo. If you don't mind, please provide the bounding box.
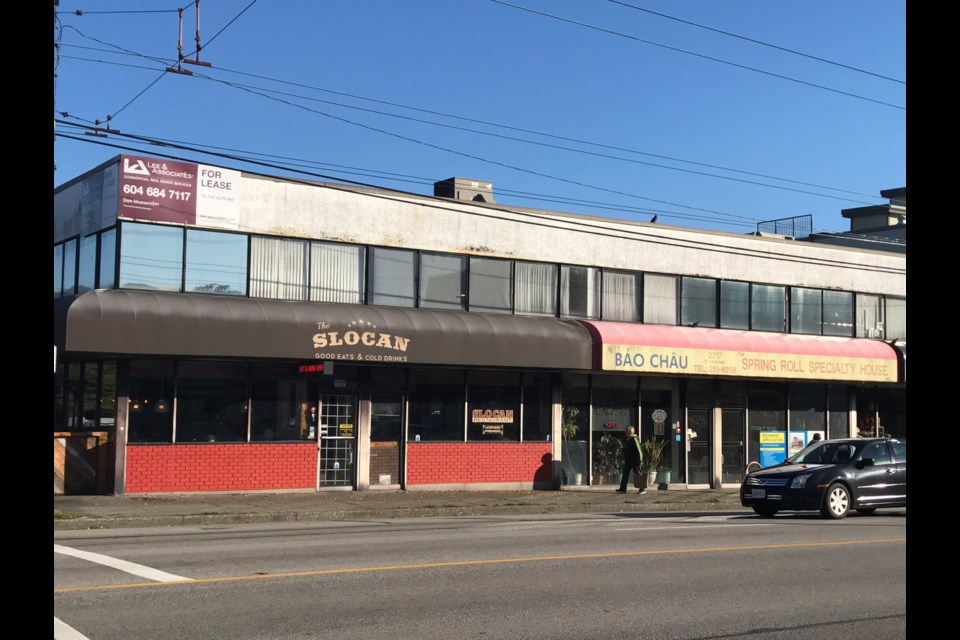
[787,441,863,465]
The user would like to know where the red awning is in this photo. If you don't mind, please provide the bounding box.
[578,321,898,383]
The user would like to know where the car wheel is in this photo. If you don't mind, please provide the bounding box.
[856,508,877,515]
[753,506,778,517]
[821,483,850,519]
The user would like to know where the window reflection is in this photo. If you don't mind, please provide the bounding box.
[119,222,184,291]
[185,229,248,295]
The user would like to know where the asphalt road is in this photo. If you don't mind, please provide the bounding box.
[54,509,906,640]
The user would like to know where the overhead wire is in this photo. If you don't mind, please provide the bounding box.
[604,0,905,85]
[489,0,905,111]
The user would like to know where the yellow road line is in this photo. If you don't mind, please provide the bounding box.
[55,537,905,594]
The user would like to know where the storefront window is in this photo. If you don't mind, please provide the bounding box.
[99,228,117,289]
[560,265,600,319]
[878,387,906,439]
[119,222,183,292]
[408,368,465,441]
[855,388,878,437]
[249,236,308,300]
[751,284,785,332]
[601,270,640,322]
[370,247,416,308]
[643,274,677,325]
[420,253,466,310]
[309,241,365,304]
[77,234,97,294]
[54,243,64,299]
[469,257,512,314]
[251,364,304,441]
[720,281,749,329]
[515,261,557,317]
[747,384,785,468]
[522,373,552,442]
[176,362,249,443]
[790,288,822,335]
[681,277,717,328]
[560,374,589,485]
[827,386,849,439]
[128,361,175,443]
[54,364,66,431]
[856,294,884,338]
[468,371,520,441]
[789,383,825,453]
[591,376,637,485]
[185,229,248,295]
[100,361,116,430]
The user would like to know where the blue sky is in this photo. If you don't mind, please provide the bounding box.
[53,1,906,234]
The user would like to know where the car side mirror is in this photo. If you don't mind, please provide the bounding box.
[857,457,875,468]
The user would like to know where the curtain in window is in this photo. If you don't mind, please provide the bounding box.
[602,271,639,321]
[885,297,906,341]
[561,266,599,319]
[515,262,557,316]
[309,242,364,303]
[643,274,677,325]
[249,236,308,300]
[856,293,884,338]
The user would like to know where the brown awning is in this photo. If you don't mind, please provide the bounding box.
[54,290,593,369]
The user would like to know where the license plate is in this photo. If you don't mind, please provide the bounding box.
[751,489,766,499]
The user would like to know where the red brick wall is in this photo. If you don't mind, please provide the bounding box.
[407,443,552,485]
[125,444,317,493]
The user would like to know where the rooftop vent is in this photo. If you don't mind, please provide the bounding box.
[434,177,495,204]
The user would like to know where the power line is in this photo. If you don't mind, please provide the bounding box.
[604,0,905,85]
[489,0,905,111]
[57,9,180,15]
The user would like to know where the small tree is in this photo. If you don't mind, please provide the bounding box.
[642,438,667,472]
[561,406,581,440]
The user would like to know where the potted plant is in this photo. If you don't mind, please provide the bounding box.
[561,407,587,485]
[594,432,624,485]
[643,438,666,487]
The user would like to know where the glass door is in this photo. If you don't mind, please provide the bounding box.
[721,409,745,484]
[687,408,711,485]
[370,394,403,487]
[318,394,356,487]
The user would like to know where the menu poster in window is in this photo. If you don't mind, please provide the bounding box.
[758,431,787,468]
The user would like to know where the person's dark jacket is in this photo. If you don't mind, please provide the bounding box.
[624,435,643,468]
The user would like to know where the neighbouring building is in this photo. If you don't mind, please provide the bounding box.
[53,155,906,495]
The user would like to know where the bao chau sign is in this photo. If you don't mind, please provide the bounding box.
[118,155,241,228]
[602,344,896,383]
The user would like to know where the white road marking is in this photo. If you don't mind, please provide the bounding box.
[54,544,192,582]
[612,523,773,531]
[54,616,90,640]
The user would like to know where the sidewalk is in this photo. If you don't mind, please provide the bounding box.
[54,487,746,531]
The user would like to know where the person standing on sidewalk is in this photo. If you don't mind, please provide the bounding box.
[617,426,644,493]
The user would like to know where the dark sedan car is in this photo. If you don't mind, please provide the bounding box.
[741,437,906,519]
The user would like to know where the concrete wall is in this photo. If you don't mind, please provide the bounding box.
[236,175,906,297]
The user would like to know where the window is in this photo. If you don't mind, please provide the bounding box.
[886,297,906,342]
[643,274,677,325]
[522,373,552,442]
[127,361,175,443]
[185,229,248,295]
[747,384,785,466]
[249,236,308,300]
[601,270,640,322]
[309,241,365,304]
[369,247,416,308]
[822,291,853,337]
[119,223,183,292]
[681,277,717,327]
[561,265,600,319]
[751,284,785,332]
[860,441,891,465]
[54,243,63,299]
[827,386,849,440]
[469,257,512,314]
[515,261,557,316]
[77,234,97,294]
[890,440,906,464]
[175,362,249,443]
[250,364,304,441]
[856,294,884,338]
[720,281,750,330]
[62,237,78,296]
[789,383,825,446]
[419,253,466,310]
[790,288,822,335]
[99,228,117,289]
[408,369,465,441]
[468,371,520,441]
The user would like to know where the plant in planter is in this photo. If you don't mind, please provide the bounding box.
[561,407,587,485]
[642,438,667,486]
[594,433,624,484]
